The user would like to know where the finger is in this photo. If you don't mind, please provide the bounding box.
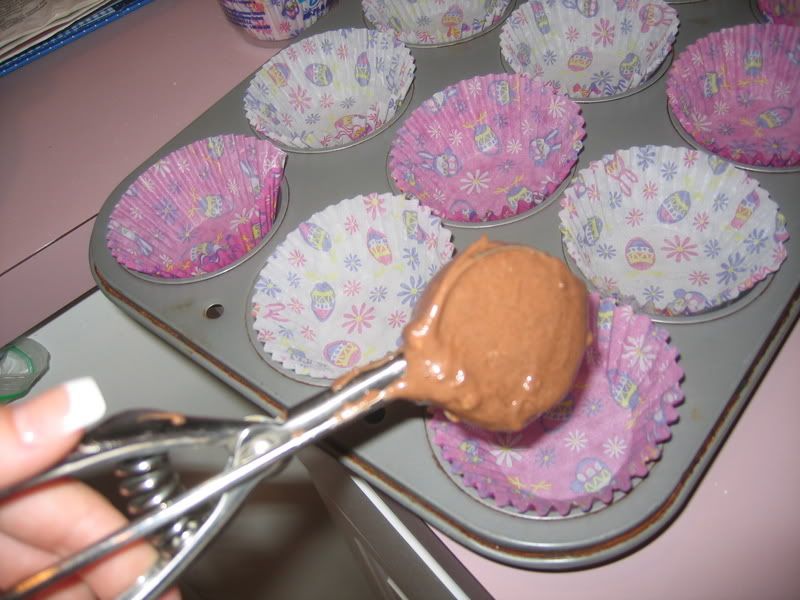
[0,377,106,488]
[0,527,179,600]
[0,530,94,600]
[0,479,162,599]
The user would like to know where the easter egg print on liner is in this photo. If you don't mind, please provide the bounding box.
[106,134,287,281]
[558,145,789,320]
[500,0,678,101]
[250,193,454,383]
[427,293,684,518]
[389,73,584,224]
[667,23,800,170]
[219,0,333,41]
[245,28,416,152]
[361,0,514,47]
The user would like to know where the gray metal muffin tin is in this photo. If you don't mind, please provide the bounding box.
[89,0,799,570]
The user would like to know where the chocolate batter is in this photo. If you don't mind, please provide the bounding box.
[387,237,590,432]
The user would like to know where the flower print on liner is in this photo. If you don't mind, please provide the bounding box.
[245,28,415,151]
[559,145,789,319]
[220,0,332,42]
[389,73,584,225]
[500,0,678,101]
[106,135,286,281]
[426,294,684,517]
[250,193,453,382]
[667,24,800,169]
[361,0,514,47]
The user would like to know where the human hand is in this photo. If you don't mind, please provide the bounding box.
[0,378,179,599]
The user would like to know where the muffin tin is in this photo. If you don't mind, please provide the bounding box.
[89,0,800,570]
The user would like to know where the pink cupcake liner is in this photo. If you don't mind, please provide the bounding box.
[388,74,584,223]
[666,24,800,168]
[219,0,331,41]
[756,0,800,25]
[426,294,684,517]
[106,134,286,280]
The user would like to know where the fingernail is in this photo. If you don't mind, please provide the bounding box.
[13,377,107,445]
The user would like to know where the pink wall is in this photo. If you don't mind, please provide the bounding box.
[0,0,281,345]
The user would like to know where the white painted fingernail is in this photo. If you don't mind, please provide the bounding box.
[12,377,107,445]
[62,377,107,433]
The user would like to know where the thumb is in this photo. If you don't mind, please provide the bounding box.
[0,377,106,488]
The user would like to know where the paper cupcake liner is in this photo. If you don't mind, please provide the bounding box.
[500,1,678,100]
[362,0,513,46]
[756,0,800,25]
[666,24,800,168]
[558,145,789,318]
[106,134,286,280]
[426,294,684,517]
[388,74,584,223]
[244,28,415,151]
[220,0,331,41]
[251,193,454,380]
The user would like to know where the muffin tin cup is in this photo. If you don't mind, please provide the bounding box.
[558,145,790,319]
[249,193,454,381]
[388,73,585,224]
[219,0,333,41]
[499,0,678,101]
[426,294,684,518]
[244,28,416,152]
[386,155,578,230]
[560,237,777,325]
[105,134,288,283]
[113,177,290,286]
[666,23,800,169]
[361,0,515,48]
[751,0,800,24]
[667,104,800,174]
[252,82,417,155]
[500,49,674,104]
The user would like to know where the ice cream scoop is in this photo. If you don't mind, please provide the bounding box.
[4,240,591,598]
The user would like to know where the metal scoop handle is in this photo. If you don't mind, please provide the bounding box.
[2,356,407,599]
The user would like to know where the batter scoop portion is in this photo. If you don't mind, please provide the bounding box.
[390,236,591,432]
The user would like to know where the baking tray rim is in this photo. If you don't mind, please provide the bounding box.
[90,260,800,569]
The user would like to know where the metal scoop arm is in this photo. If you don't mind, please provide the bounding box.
[1,355,406,599]
[0,410,259,502]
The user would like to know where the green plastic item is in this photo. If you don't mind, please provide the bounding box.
[0,339,50,403]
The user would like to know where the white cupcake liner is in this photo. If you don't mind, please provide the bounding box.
[500,0,678,99]
[251,193,454,380]
[244,28,415,151]
[558,145,789,317]
[388,73,584,222]
[362,0,513,46]
[666,24,800,168]
[220,0,332,41]
[106,134,286,280]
